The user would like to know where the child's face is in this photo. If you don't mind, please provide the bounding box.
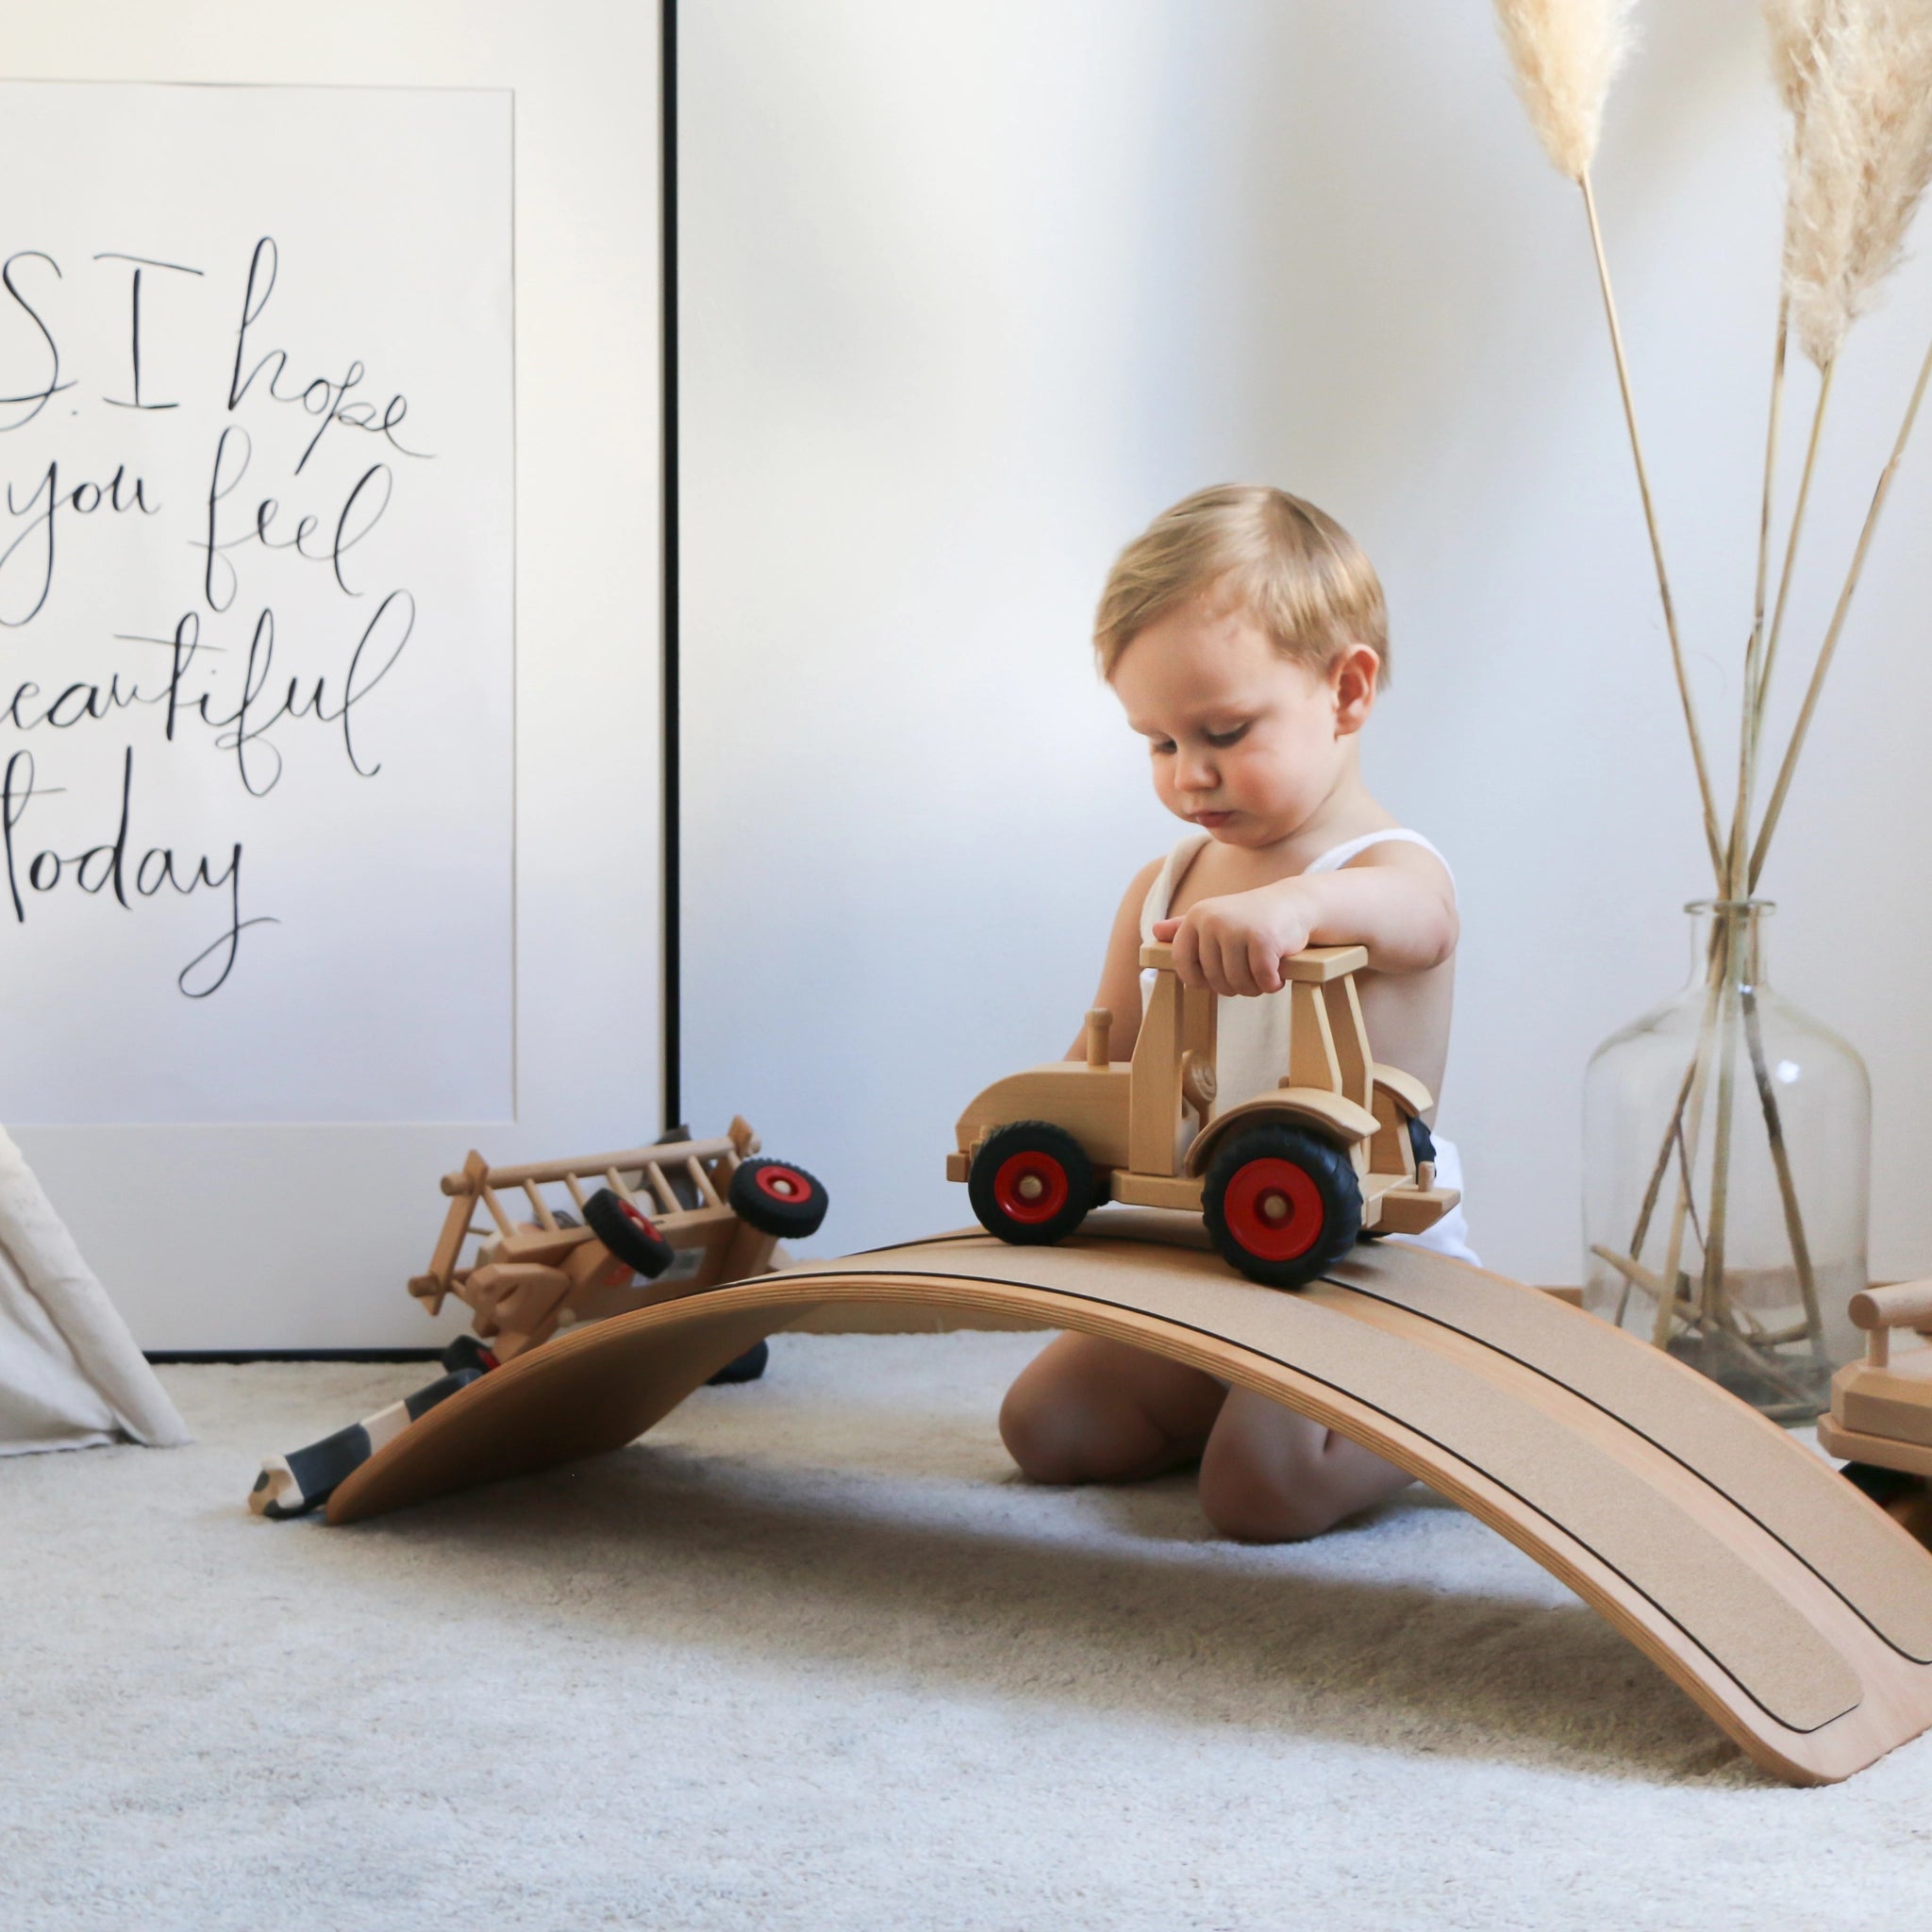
[1110,598,1371,847]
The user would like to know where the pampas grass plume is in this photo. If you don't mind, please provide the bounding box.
[1494,0,1639,180]
[1782,0,1932,366]
[1763,0,1828,116]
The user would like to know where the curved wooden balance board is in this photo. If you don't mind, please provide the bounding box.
[327,1213,1932,1785]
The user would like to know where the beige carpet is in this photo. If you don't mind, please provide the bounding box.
[4,1333,1930,1931]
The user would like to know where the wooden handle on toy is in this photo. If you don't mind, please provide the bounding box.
[1084,1008,1112,1069]
[1138,940,1371,983]
[1850,1280,1932,1331]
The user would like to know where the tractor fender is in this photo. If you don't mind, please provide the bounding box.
[1371,1062,1434,1121]
[1184,1087,1378,1176]
[1367,1063,1437,1179]
[954,1063,1133,1172]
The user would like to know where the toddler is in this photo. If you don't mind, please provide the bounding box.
[998,483,1477,1541]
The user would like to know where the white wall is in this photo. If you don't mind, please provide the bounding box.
[0,2,661,1346]
[680,0,1932,1287]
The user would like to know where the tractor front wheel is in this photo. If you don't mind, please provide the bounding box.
[1204,1124,1361,1290]
[968,1123,1095,1246]
[584,1189,677,1278]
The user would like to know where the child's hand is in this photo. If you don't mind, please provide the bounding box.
[1152,882,1317,997]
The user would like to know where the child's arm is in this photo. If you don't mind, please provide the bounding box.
[1065,857,1165,1061]
[1152,846,1457,997]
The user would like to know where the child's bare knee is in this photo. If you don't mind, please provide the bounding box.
[1196,1461,1340,1543]
[998,1384,1088,1485]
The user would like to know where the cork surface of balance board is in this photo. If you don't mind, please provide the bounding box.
[326,1212,1932,1786]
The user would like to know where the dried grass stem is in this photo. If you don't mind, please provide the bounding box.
[1579,172,1726,879]
[1751,323,1932,884]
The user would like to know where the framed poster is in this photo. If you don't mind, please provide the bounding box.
[1,6,663,1348]
[0,80,514,1123]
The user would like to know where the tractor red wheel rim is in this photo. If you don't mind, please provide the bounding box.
[619,1199,661,1240]
[992,1151,1069,1224]
[755,1164,812,1204]
[1223,1157,1324,1261]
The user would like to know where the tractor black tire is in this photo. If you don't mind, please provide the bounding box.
[1840,1460,1926,1507]
[440,1333,500,1375]
[583,1188,676,1278]
[707,1339,771,1385]
[967,1122,1095,1246]
[1203,1123,1362,1291]
[728,1158,830,1239]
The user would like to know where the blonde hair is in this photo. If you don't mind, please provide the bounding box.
[1093,484,1389,683]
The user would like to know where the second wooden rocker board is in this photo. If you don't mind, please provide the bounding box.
[325,1211,1932,1786]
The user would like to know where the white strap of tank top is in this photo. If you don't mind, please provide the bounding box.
[1303,828,1455,889]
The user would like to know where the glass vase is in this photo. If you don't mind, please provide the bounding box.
[1582,900,1870,1421]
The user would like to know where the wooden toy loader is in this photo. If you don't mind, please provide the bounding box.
[409,1119,829,1359]
[947,941,1457,1290]
[250,1122,830,1517]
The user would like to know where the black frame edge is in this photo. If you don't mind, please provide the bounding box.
[660,0,682,1134]
[147,1349,444,1365]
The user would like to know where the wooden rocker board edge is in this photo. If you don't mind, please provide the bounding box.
[327,1241,1932,1786]
[848,1225,1932,1680]
[1324,1245,1932,1668]
[765,1225,1932,1678]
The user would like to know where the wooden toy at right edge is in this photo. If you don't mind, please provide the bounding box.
[1820,1280,1932,1538]
[948,939,1457,1288]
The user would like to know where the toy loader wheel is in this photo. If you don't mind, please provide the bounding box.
[728,1158,830,1239]
[967,1122,1095,1246]
[583,1189,676,1278]
[1203,1124,1361,1290]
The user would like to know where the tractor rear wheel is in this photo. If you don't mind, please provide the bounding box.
[728,1158,830,1239]
[1204,1124,1361,1290]
[968,1122,1095,1245]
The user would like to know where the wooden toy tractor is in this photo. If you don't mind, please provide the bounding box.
[409,1119,829,1360]
[947,941,1457,1290]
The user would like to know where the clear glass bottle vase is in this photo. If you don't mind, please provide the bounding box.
[1582,900,1870,1421]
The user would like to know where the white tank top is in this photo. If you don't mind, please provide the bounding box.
[1137,827,1453,1116]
